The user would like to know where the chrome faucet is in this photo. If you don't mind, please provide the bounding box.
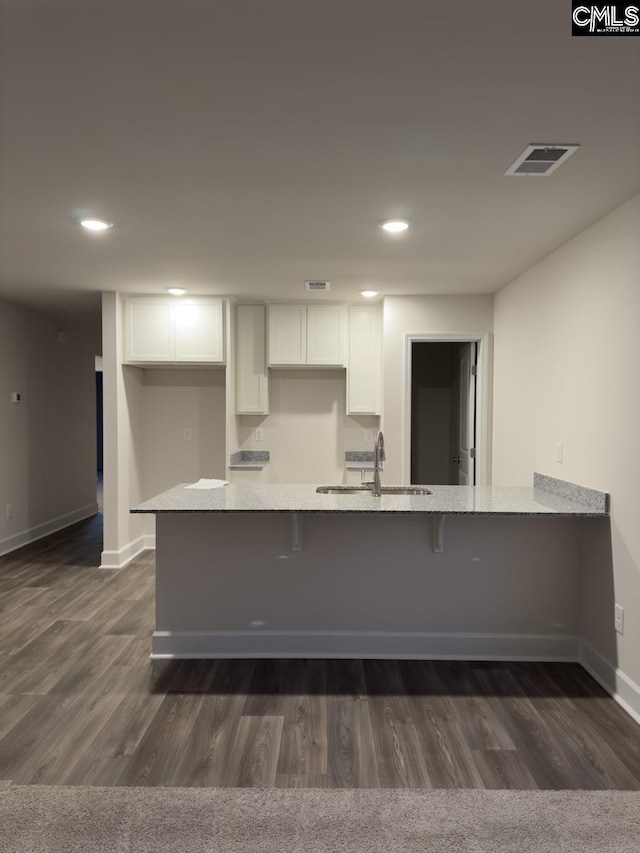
[371,430,385,497]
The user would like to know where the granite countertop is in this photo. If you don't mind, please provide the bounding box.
[345,451,375,470]
[132,475,609,517]
[228,450,270,470]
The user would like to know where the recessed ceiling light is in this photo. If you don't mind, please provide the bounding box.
[78,217,113,232]
[360,290,380,298]
[380,219,410,233]
[166,287,188,296]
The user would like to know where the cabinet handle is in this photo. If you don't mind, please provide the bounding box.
[452,456,461,463]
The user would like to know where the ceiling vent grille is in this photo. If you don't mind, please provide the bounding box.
[505,144,579,177]
[305,280,330,291]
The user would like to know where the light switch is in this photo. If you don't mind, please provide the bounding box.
[615,604,624,635]
[255,428,264,441]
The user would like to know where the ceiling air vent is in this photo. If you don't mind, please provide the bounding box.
[305,280,330,292]
[505,143,579,177]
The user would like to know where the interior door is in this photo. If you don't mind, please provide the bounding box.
[456,342,477,485]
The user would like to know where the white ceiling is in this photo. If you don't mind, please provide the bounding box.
[1,0,639,316]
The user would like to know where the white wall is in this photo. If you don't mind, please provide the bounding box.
[383,296,494,482]
[493,193,640,692]
[142,369,226,497]
[101,292,145,565]
[0,297,99,555]
[237,370,378,483]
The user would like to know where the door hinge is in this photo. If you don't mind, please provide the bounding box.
[470,448,477,459]
[471,365,477,376]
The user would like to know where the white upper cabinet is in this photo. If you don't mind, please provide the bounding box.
[174,299,224,363]
[124,297,175,362]
[268,303,345,367]
[236,304,269,414]
[347,304,382,415]
[123,296,225,365]
[306,305,345,366]
[268,304,307,365]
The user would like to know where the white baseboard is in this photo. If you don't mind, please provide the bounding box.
[0,503,99,558]
[151,630,579,661]
[100,533,154,569]
[579,639,640,725]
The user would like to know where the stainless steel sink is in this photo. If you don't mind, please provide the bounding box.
[316,485,433,496]
[316,486,372,495]
[378,485,433,496]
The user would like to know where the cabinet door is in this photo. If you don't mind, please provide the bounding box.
[236,304,269,414]
[174,299,224,363]
[124,297,174,363]
[347,304,381,414]
[268,305,307,365]
[306,305,346,366]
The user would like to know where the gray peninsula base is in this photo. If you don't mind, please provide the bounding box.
[151,510,602,660]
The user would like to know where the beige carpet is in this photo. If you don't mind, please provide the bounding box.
[1,786,639,852]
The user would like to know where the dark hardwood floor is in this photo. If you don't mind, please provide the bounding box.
[1,514,639,789]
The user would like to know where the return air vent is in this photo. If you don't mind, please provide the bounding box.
[305,280,330,291]
[505,144,579,177]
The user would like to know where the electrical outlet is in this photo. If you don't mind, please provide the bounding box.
[556,442,564,463]
[6,504,13,519]
[614,604,624,635]
[365,429,374,442]
[183,427,192,441]
[255,428,264,441]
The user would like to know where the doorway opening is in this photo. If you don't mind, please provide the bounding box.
[95,356,103,511]
[410,341,477,485]
[404,333,491,486]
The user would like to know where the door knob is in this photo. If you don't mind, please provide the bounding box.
[452,456,461,463]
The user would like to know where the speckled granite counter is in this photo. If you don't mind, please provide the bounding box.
[345,451,375,470]
[133,477,608,517]
[228,450,270,470]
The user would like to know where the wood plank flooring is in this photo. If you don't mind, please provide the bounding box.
[1,514,639,789]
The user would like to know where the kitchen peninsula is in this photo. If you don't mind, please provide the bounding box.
[133,475,609,661]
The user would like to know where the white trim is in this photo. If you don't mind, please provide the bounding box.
[99,534,152,569]
[403,332,493,486]
[579,639,640,725]
[0,503,99,558]
[151,630,577,660]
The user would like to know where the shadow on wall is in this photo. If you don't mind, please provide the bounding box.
[26,317,99,540]
[579,517,619,673]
